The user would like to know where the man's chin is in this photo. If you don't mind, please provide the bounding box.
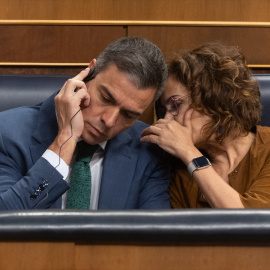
[81,133,107,145]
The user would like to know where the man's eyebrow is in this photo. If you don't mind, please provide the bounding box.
[100,85,142,117]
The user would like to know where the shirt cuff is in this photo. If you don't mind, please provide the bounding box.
[42,149,70,179]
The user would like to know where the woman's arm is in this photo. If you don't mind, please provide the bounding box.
[141,109,244,208]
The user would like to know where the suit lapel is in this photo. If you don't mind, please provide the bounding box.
[29,93,58,163]
[98,129,138,209]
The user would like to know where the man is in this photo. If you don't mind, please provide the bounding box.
[0,37,170,210]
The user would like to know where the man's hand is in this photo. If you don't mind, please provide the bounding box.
[55,67,91,141]
[48,68,91,165]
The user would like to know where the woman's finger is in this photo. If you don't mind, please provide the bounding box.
[141,125,163,137]
[183,108,193,128]
[140,134,160,144]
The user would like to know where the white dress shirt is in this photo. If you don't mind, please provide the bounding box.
[42,141,107,209]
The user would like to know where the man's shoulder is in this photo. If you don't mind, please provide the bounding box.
[126,120,149,135]
[0,106,40,125]
[0,92,56,131]
[108,120,148,147]
[0,106,40,145]
[113,120,165,154]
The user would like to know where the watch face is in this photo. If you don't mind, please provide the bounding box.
[193,156,210,169]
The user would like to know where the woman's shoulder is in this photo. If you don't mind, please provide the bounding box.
[256,125,270,143]
[250,126,270,159]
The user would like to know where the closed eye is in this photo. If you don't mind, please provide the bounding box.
[123,112,133,119]
[101,94,111,103]
[99,90,113,104]
[175,100,183,107]
[122,109,141,120]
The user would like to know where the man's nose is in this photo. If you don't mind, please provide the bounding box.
[102,107,120,127]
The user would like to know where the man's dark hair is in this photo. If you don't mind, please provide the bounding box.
[95,37,168,101]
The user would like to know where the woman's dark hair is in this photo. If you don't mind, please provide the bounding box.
[167,41,261,141]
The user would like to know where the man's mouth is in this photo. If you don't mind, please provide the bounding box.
[88,123,105,137]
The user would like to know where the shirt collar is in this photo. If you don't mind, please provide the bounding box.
[99,141,107,151]
[78,138,107,151]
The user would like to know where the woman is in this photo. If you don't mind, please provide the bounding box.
[141,42,270,208]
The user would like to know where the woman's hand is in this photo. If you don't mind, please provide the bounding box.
[140,108,201,164]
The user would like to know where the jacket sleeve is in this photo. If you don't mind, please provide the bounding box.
[0,149,69,210]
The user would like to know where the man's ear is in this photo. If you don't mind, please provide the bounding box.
[84,59,97,83]
[88,59,96,69]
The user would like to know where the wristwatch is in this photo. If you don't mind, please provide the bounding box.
[187,156,211,176]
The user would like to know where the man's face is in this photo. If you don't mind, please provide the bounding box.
[81,64,156,144]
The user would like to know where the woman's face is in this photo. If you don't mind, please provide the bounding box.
[160,76,212,146]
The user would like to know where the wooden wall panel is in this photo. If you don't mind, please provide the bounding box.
[0,242,75,270]
[0,1,270,72]
[76,244,270,270]
[0,25,126,63]
[0,66,82,75]
[129,26,270,65]
[2,25,269,66]
[1,0,270,22]
[1,242,270,270]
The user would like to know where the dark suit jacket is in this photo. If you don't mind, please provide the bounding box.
[0,93,170,209]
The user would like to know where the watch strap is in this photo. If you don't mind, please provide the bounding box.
[187,161,197,175]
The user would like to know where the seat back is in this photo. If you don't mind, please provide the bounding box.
[0,74,270,127]
[0,74,70,112]
[253,74,270,127]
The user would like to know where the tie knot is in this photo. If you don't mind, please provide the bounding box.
[76,141,99,162]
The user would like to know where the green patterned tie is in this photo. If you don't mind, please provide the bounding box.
[66,141,99,209]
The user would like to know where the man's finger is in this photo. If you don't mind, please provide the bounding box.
[72,67,91,81]
[74,88,91,107]
[59,79,87,96]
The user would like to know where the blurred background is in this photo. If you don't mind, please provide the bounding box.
[1,0,269,76]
